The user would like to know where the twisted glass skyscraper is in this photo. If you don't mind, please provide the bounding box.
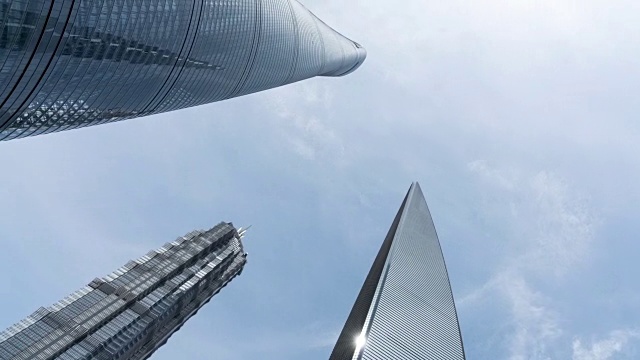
[330,183,466,360]
[0,222,247,360]
[0,0,365,141]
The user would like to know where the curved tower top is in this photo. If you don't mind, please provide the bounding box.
[0,0,365,141]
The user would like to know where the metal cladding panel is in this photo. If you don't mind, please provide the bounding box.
[329,182,465,360]
[360,183,465,360]
[0,0,366,141]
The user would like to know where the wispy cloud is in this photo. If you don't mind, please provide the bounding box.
[498,271,562,360]
[468,160,596,277]
[459,271,562,360]
[261,82,345,162]
[523,171,596,277]
[573,330,640,360]
[468,160,518,191]
[463,161,599,359]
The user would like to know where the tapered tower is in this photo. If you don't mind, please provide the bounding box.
[330,183,465,360]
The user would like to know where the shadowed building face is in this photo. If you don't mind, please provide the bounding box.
[0,0,365,141]
[330,182,466,360]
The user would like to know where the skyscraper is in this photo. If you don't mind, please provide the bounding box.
[330,182,466,360]
[0,0,366,141]
[0,222,247,360]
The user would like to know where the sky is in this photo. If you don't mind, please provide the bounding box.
[1,0,640,359]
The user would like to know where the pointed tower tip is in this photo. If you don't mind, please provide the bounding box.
[237,225,252,239]
[407,182,425,202]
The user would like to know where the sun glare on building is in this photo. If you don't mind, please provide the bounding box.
[355,333,367,351]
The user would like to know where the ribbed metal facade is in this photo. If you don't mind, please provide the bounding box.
[0,0,366,141]
[330,182,465,360]
[0,222,247,360]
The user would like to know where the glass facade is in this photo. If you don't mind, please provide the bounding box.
[330,183,466,360]
[0,222,248,360]
[0,0,366,141]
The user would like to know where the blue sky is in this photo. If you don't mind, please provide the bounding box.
[2,0,640,359]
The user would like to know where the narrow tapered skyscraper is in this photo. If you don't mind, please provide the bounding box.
[0,222,247,360]
[330,182,465,360]
[0,0,366,141]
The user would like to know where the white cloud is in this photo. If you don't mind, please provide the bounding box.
[463,161,598,359]
[523,171,596,276]
[573,330,640,360]
[467,160,517,191]
[468,161,596,277]
[261,82,345,162]
[498,271,562,360]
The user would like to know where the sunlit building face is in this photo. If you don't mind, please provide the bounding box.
[0,0,365,141]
